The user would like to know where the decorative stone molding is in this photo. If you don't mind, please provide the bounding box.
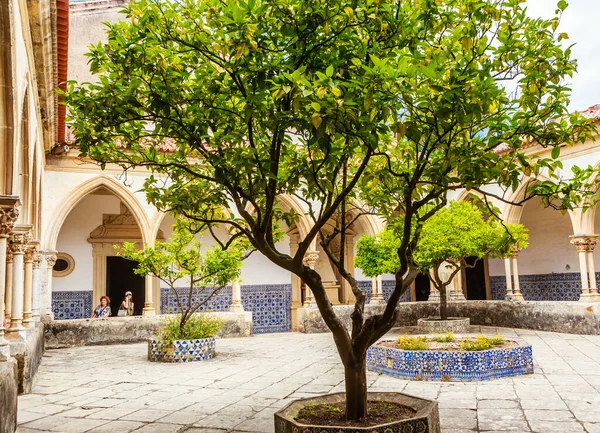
[302,251,319,269]
[32,254,44,270]
[0,207,19,237]
[510,245,521,257]
[52,252,75,278]
[24,245,38,263]
[10,227,32,254]
[6,247,13,264]
[45,254,57,268]
[570,235,599,252]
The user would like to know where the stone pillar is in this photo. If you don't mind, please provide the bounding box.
[452,268,466,301]
[303,251,319,307]
[0,202,19,359]
[22,244,37,328]
[342,237,356,305]
[428,268,440,301]
[7,226,32,339]
[44,253,57,320]
[288,232,302,329]
[5,248,12,324]
[229,279,244,313]
[370,275,384,304]
[570,235,600,302]
[142,274,155,316]
[31,253,43,321]
[503,257,513,299]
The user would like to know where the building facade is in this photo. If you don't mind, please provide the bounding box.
[2,0,600,353]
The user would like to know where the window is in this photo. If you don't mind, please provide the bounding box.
[53,253,75,277]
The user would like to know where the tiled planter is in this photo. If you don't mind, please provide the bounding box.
[367,340,533,381]
[417,317,470,334]
[274,392,440,433]
[148,337,215,362]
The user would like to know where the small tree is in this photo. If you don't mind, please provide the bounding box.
[116,222,246,336]
[356,201,529,320]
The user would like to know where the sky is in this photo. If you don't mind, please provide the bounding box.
[525,0,600,112]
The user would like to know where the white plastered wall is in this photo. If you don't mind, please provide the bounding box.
[53,194,122,292]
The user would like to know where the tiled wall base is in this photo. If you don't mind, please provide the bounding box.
[490,273,585,301]
[52,291,92,320]
[160,284,292,334]
[148,337,215,362]
[358,280,411,303]
[367,343,534,381]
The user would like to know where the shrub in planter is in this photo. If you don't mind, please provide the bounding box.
[149,313,223,362]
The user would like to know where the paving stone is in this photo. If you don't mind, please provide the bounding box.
[17,328,600,433]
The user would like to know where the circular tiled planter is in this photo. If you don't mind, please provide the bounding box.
[147,337,215,362]
[274,392,440,433]
[367,339,533,381]
[417,317,470,334]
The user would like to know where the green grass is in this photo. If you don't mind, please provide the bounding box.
[460,334,505,351]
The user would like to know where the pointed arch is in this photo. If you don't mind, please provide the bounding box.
[44,175,152,250]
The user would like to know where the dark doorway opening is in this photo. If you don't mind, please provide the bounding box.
[106,256,145,316]
[464,256,487,300]
[415,273,431,301]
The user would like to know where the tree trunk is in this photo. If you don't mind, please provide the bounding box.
[440,283,448,320]
[344,357,368,421]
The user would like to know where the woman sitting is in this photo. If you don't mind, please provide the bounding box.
[91,295,111,318]
[119,291,134,317]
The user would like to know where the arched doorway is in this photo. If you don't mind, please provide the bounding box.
[52,189,147,319]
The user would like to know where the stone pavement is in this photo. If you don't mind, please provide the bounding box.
[15,326,600,433]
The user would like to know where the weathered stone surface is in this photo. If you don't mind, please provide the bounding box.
[44,312,252,349]
[0,358,18,433]
[9,325,44,394]
[298,301,600,335]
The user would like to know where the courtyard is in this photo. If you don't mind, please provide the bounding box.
[14,326,600,433]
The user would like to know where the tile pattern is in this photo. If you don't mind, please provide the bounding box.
[159,287,232,314]
[160,284,292,334]
[367,342,534,382]
[148,338,215,363]
[490,273,583,301]
[51,291,92,320]
[358,279,411,303]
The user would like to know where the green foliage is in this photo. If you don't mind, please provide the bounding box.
[460,335,505,351]
[396,335,430,350]
[158,313,222,343]
[431,332,455,343]
[356,201,529,276]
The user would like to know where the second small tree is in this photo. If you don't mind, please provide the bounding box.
[116,221,247,338]
[356,201,529,320]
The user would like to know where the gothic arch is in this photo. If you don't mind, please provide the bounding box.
[44,175,152,250]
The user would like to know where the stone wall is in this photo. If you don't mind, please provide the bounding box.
[8,326,45,394]
[0,358,18,433]
[298,301,600,335]
[44,312,252,349]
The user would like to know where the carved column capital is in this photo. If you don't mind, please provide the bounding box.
[303,251,319,268]
[45,253,57,269]
[510,245,521,257]
[0,207,19,238]
[24,245,38,263]
[570,235,599,253]
[32,253,44,269]
[6,246,13,264]
[10,234,31,254]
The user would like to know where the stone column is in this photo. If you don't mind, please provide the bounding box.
[22,244,37,328]
[342,237,356,305]
[44,253,57,320]
[31,253,43,321]
[570,235,600,302]
[5,248,12,324]
[428,268,440,301]
[288,232,302,330]
[370,275,384,304]
[452,267,466,301]
[303,251,319,307]
[509,247,525,301]
[0,203,19,359]
[503,257,513,299]
[7,226,32,339]
[229,279,244,313]
[142,274,155,316]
